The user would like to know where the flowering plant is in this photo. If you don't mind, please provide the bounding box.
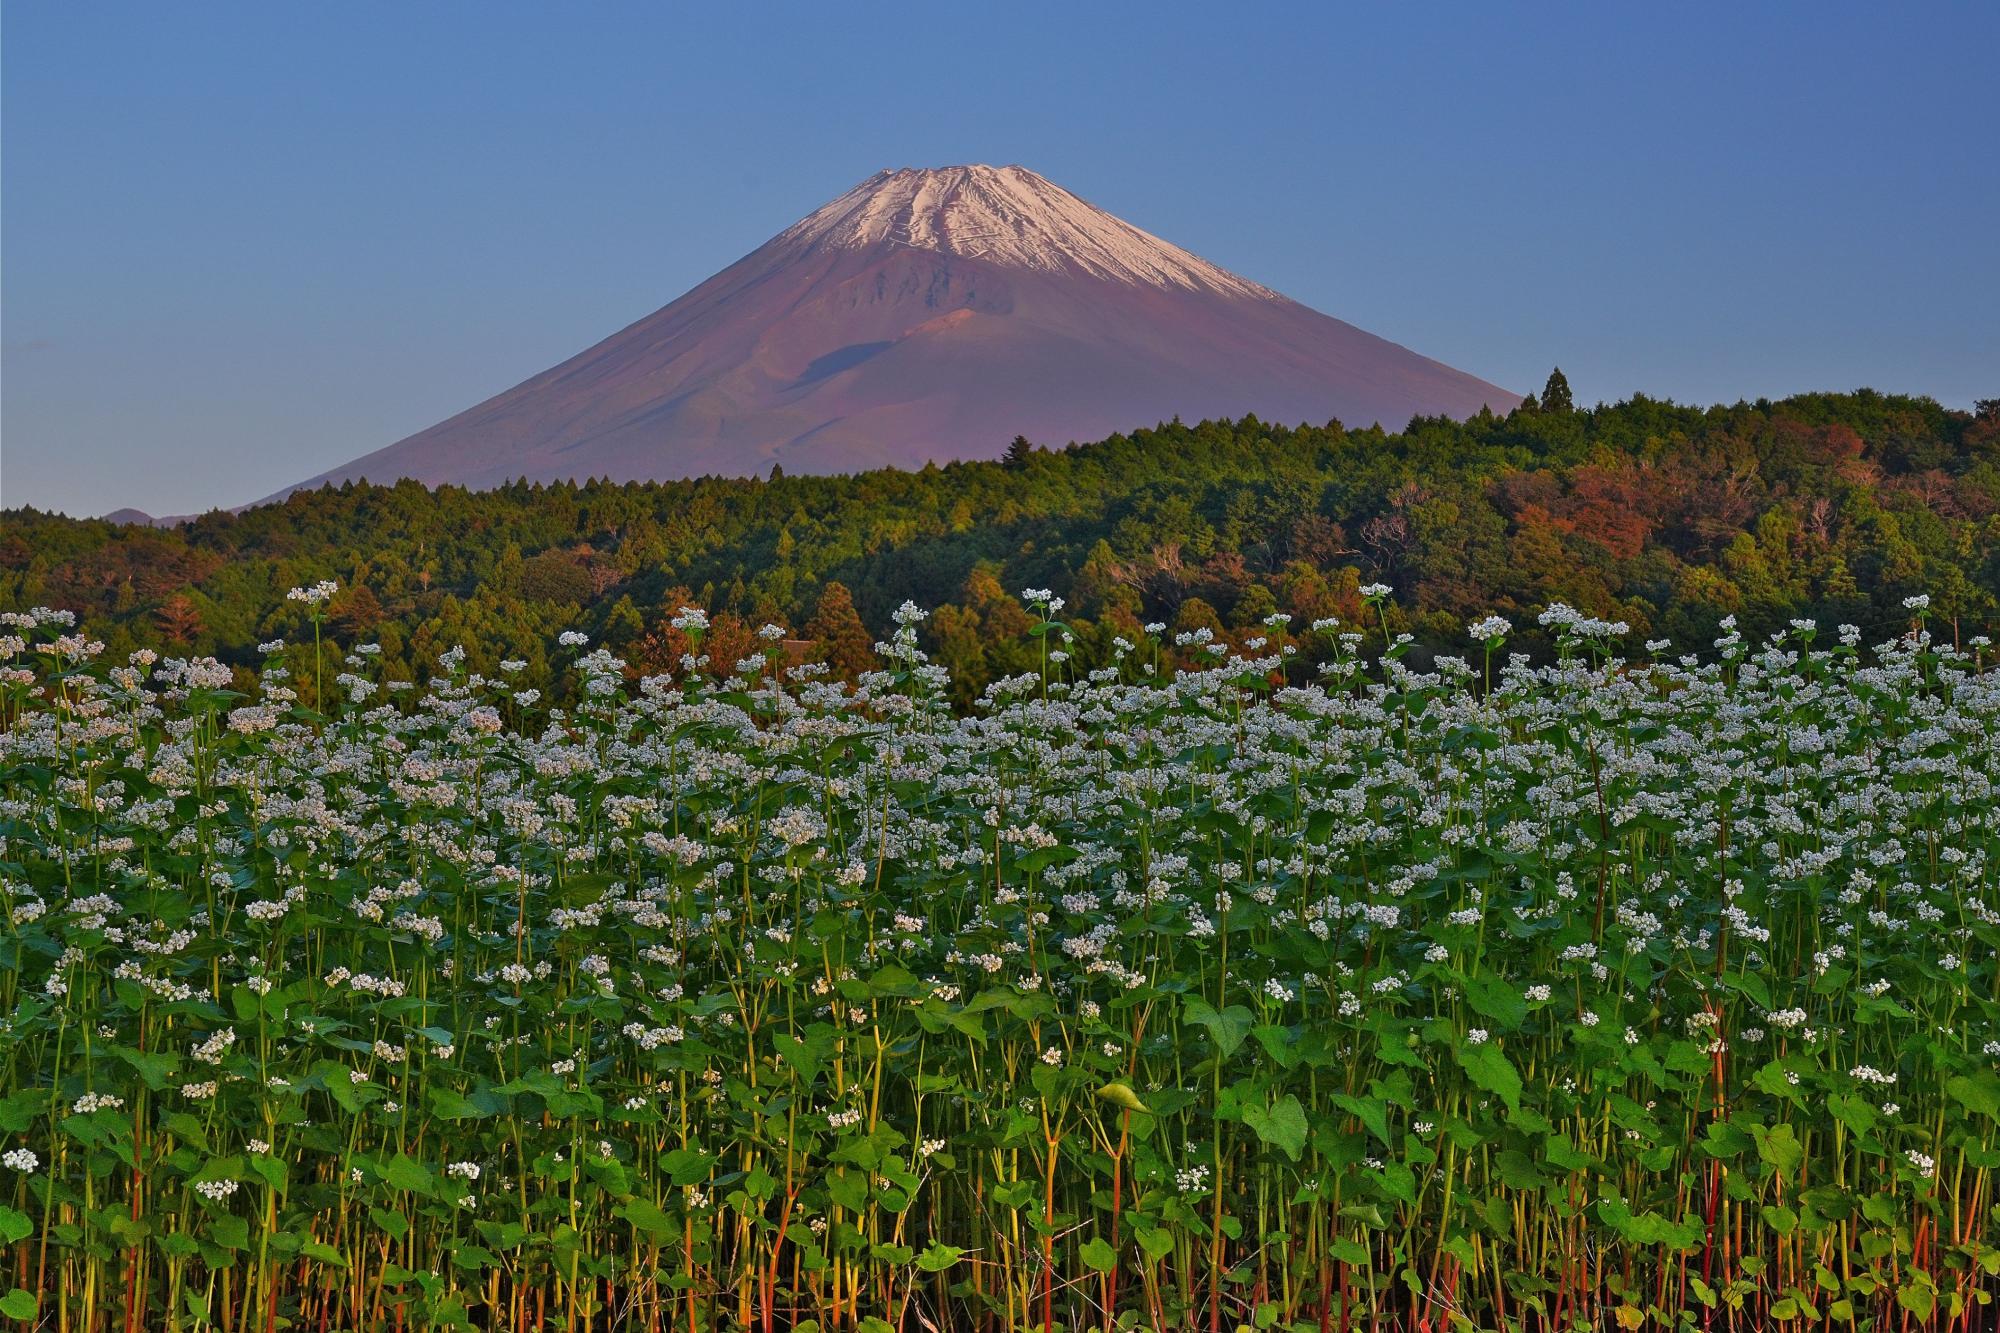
[0,600,1994,1330]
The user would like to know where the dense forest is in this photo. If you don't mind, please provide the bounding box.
[5,377,1997,706]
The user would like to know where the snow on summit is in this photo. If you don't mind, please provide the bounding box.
[778,165,1278,299]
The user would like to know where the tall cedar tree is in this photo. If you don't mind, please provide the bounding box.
[805,581,876,680]
[1540,367,1575,414]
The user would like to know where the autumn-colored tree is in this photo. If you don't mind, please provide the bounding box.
[1562,464,1656,560]
[130,544,223,600]
[1503,506,1576,606]
[804,581,876,679]
[153,593,203,646]
[701,613,764,678]
[1287,513,1351,568]
[331,584,385,638]
[1196,551,1254,618]
[628,585,698,674]
[1324,566,1367,625]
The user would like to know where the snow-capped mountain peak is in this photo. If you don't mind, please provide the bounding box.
[268,164,1515,499]
[777,164,1278,299]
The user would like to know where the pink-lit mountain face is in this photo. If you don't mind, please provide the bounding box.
[274,165,1517,495]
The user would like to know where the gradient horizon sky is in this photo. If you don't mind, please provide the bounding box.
[5,3,1996,517]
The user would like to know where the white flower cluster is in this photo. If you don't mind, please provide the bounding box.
[193,1028,238,1065]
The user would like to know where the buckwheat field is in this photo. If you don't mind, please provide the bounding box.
[2,590,1997,1333]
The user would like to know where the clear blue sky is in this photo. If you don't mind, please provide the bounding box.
[4,2,1995,517]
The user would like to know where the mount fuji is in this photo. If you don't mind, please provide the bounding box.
[272,165,1516,497]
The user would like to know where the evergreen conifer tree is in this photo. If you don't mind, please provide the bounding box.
[1540,367,1575,414]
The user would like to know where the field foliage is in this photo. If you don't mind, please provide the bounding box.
[1,592,1997,1331]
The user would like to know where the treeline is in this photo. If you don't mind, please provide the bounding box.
[4,378,1998,706]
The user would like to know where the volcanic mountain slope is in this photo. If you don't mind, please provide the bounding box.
[274,165,1516,495]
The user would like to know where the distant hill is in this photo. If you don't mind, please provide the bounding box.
[267,164,1515,499]
[9,390,1996,712]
